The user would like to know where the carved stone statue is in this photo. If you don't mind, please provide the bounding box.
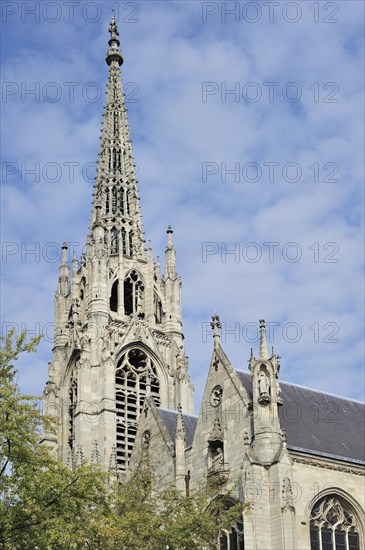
[259,372,270,395]
[209,418,223,441]
[142,430,151,449]
[211,447,224,471]
[258,371,271,404]
[175,345,189,382]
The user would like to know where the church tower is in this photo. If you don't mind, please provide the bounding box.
[42,17,194,475]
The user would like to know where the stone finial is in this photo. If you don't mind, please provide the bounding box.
[106,15,123,66]
[166,225,174,249]
[248,347,255,371]
[211,313,221,347]
[109,14,119,40]
[61,242,68,264]
[259,319,269,361]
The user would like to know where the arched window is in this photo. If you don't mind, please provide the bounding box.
[110,279,118,312]
[115,349,160,472]
[119,188,124,214]
[124,270,144,316]
[105,188,110,214]
[112,148,117,174]
[79,277,86,319]
[111,227,118,255]
[121,227,127,255]
[126,190,131,215]
[112,186,117,214]
[220,521,244,550]
[68,366,78,450]
[154,292,163,324]
[310,495,361,550]
[129,231,133,256]
[113,111,118,135]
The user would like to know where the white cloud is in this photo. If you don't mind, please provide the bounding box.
[1,0,364,407]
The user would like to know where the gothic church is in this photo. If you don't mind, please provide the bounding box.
[42,18,365,550]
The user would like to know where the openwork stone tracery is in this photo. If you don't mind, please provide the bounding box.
[115,349,160,472]
[310,496,360,550]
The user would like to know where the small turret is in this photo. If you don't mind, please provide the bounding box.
[165,225,177,279]
[58,242,70,296]
[259,319,269,361]
[248,320,285,466]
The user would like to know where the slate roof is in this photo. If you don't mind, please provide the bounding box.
[157,408,197,448]
[235,370,365,465]
[156,374,365,466]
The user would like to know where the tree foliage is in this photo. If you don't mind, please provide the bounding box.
[0,330,244,549]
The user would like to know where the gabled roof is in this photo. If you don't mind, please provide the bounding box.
[235,370,365,465]
[157,408,197,448]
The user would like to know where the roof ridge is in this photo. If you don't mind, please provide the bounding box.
[235,369,364,405]
[158,407,198,418]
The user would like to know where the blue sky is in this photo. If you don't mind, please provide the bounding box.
[1,0,364,409]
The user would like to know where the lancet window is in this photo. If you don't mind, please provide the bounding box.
[220,522,244,550]
[310,496,360,550]
[121,228,127,255]
[119,187,124,214]
[110,279,119,312]
[154,292,163,324]
[110,227,118,254]
[105,187,110,214]
[113,111,118,135]
[115,349,160,472]
[124,270,144,316]
[112,186,117,214]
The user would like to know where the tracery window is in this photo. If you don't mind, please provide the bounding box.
[124,270,144,316]
[126,190,131,215]
[105,188,110,214]
[110,227,118,254]
[121,227,127,255]
[220,521,244,550]
[119,187,124,214]
[310,496,360,550]
[68,366,78,450]
[112,186,117,214]
[115,349,160,472]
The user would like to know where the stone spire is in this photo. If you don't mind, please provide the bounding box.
[259,319,269,361]
[90,16,144,259]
